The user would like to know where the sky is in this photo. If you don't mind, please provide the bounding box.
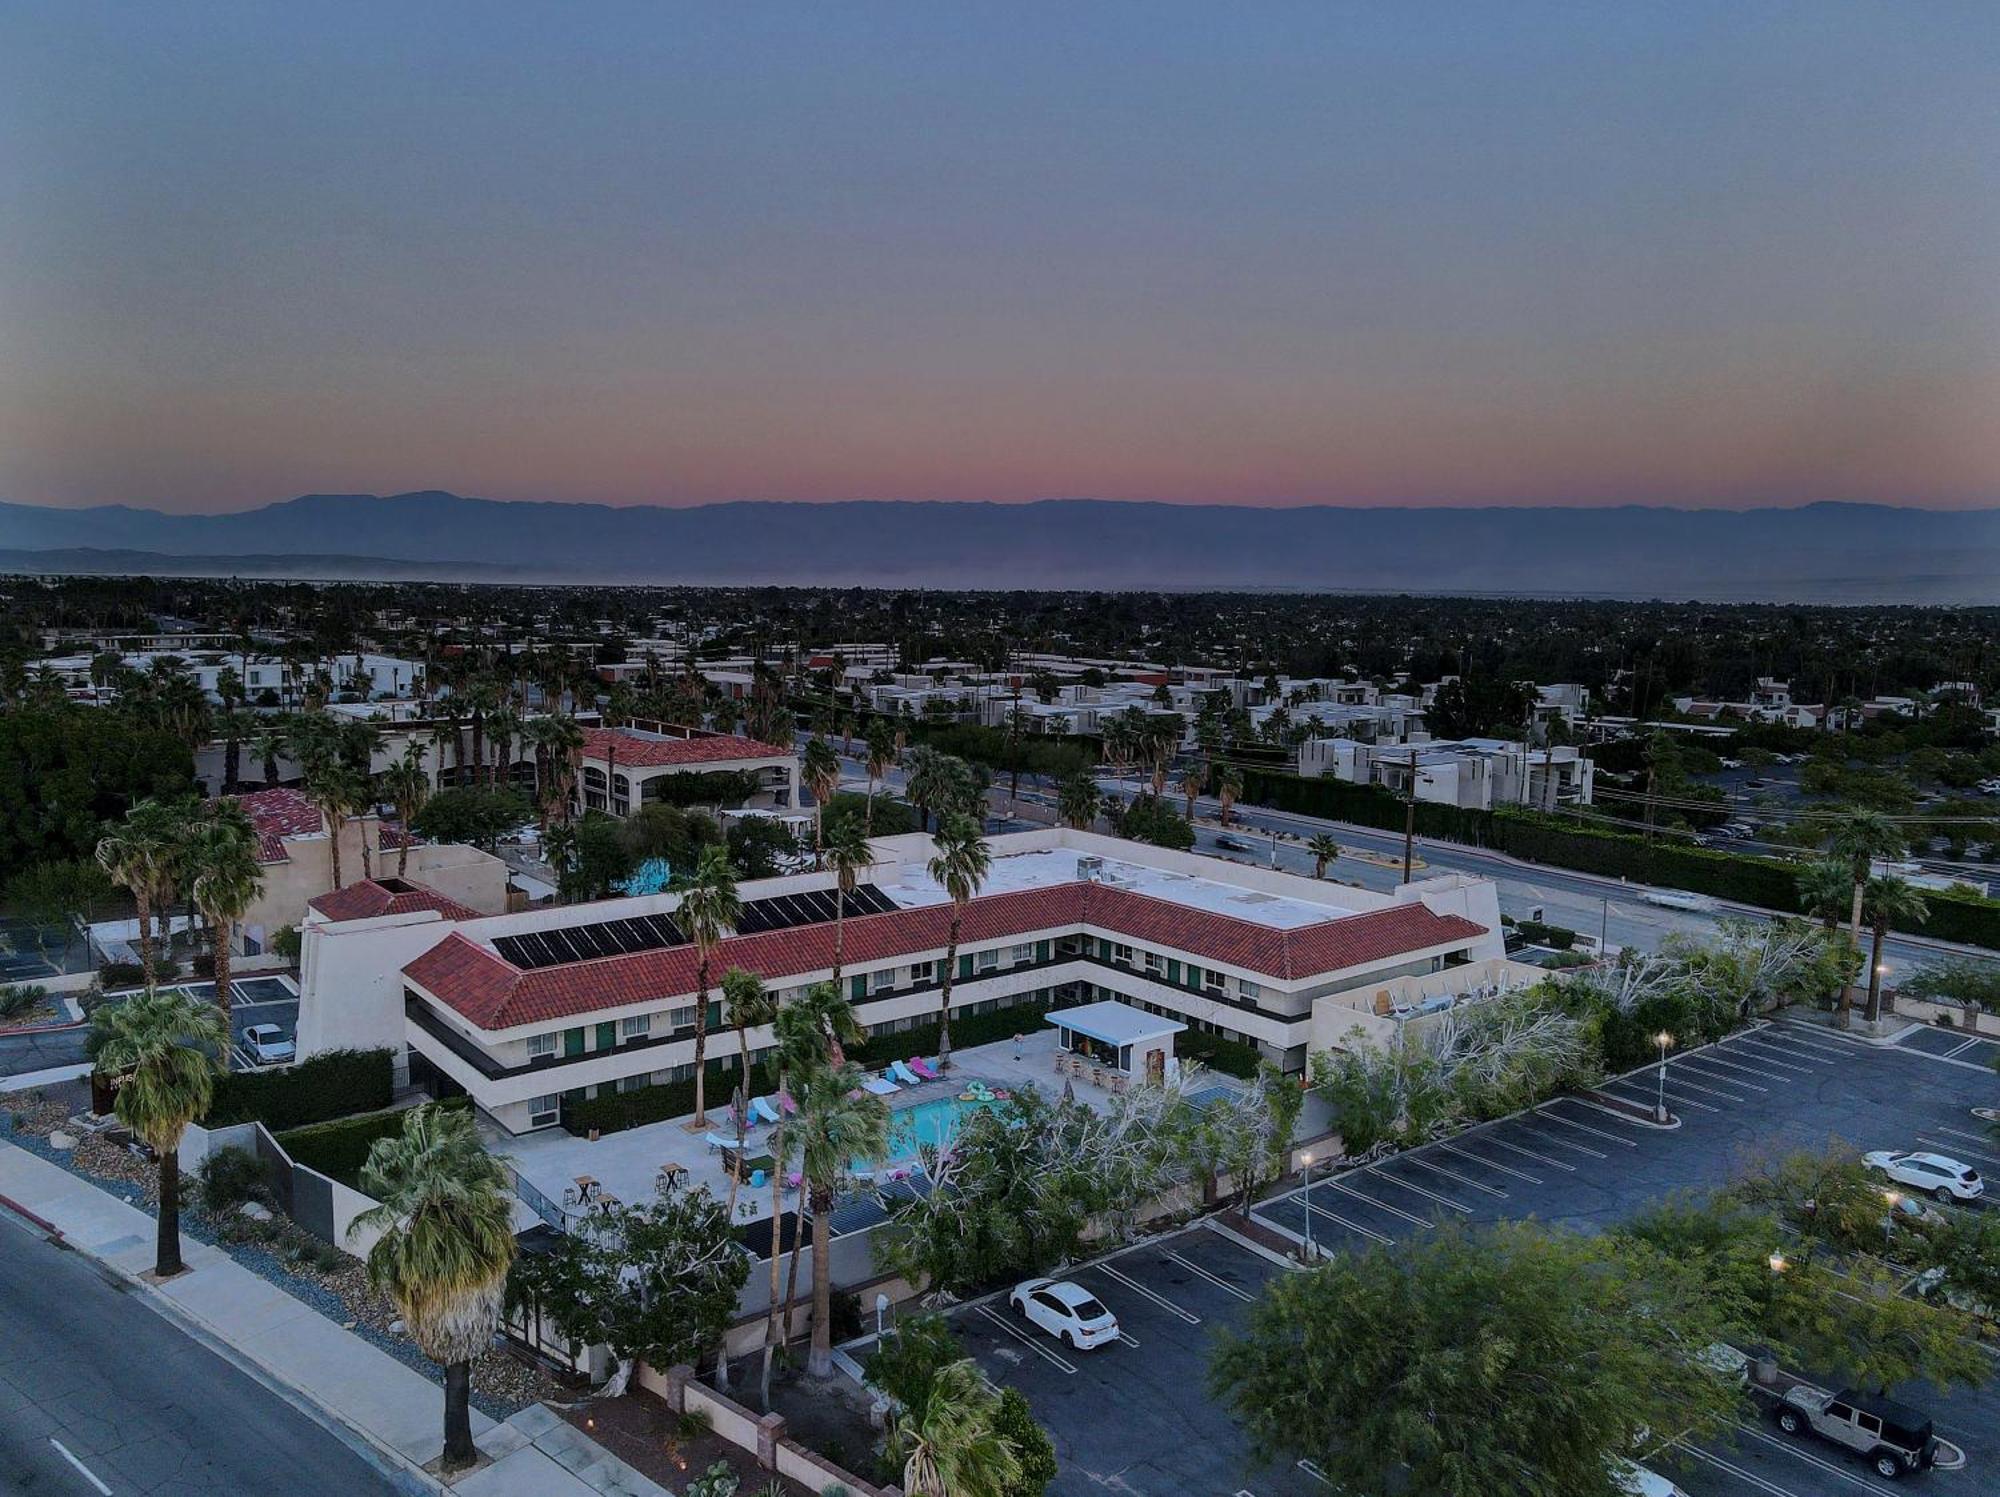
[1,3,1997,515]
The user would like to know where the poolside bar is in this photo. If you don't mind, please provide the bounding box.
[1045,1000,1185,1087]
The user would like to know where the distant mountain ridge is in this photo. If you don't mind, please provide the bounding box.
[3,492,1998,601]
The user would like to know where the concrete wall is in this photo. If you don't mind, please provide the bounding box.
[177,1117,385,1258]
[634,1363,902,1497]
[241,824,509,954]
[296,909,463,1062]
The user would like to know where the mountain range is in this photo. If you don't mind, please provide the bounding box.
[3,492,1998,602]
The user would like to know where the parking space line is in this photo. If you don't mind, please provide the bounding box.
[1770,1024,1874,1055]
[1942,1037,1985,1059]
[1320,1177,1436,1229]
[1392,1154,1508,1198]
[1296,1460,1332,1486]
[1502,1122,1604,1159]
[1934,1124,2000,1148]
[1302,1199,1391,1245]
[974,1305,1077,1374]
[1647,1066,1750,1102]
[1094,1263,1202,1324]
[1163,1249,1258,1301]
[1471,1132,1576,1170]
[50,1440,112,1497]
[1730,1420,1904,1496]
[1915,1134,2000,1169]
[1361,1167,1473,1214]
[1534,1106,1638,1147]
[1116,1331,1140,1347]
[1438,1142,1541,1183]
[1675,1442,1807,1497]
[1603,1079,1718,1114]
[1673,1055,1772,1090]
[1721,1038,1818,1074]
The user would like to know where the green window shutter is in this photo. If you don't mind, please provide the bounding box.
[563,1027,585,1058]
[594,1021,616,1050]
[958,953,974,979]
[1036,939,1051,963]
[1185,965,1201,989]
[850,975,866,1002]
[1167,959,1181,984]
[1098,937,1112,960]
[708,1000,723,1029]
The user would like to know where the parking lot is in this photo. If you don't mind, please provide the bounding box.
[947,1021,2000,1497]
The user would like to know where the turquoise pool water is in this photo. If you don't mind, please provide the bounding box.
[865,1094,999,1170]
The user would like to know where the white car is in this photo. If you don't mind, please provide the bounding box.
[1009,1278,1119,1350]
[1864,1150,1983,1203]
[1614,1460,1688,1497]
[241,1023,296,1065]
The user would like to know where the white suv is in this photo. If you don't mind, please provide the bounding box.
[1864,1150,1983,1203]
[1009,1278,1119,1350]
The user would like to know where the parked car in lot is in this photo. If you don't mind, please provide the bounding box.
[1009,1278,1119,1350]
[1613,1459,1688,1497]
[1773,1385,1938,1479]
[1863,1150,1984,1203]
[240,1023,295,1065]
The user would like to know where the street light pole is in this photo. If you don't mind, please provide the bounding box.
[1299,1150,1316,1260]
[1654,1030,1674,1123]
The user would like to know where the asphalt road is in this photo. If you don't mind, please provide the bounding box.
[0,1211,402,1496]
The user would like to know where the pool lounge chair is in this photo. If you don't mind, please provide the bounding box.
[907,1056,940,1081]
[862,1074,899,1096]
[889,1059,923,1087]
[703,1131,743,1153]
[750,1095,783,1125]
[776,1090,797,1115]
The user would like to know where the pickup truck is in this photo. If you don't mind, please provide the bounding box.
[1772,1384,1937,1479]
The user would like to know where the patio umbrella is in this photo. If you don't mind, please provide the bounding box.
[1061,1074,1075,1105]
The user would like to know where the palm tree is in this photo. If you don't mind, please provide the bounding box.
[720,966,776,1216]
[381,746,432,877]
[96,799,186,988]
[214,706,258,793]
[1307,833,1341,879]
[186,803,264,1031]
[823,821,874,984]
[928,814,991,1074]
[1795,858,1852,933]
[1862,876,1929,1026]
[351,1105,516,1474]
[485,703,521,794]
[677,845,742,1126]
[305,761,368,890]
[890,1358,1024,1497]
[1214,765,1245,827]
[793,1060,889,1377]
[1057,773,1100,831]
[1178,759,1208,823]
[863,718,898,835]
[904,745,953,834]
[87,988,225,1277]
[1828,810,1903,1026]
[802,736,842,865]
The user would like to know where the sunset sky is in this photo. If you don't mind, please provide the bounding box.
[2,3,1996,514]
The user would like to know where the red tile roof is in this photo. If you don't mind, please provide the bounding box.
[404,879,1485,1031]
[230,787,325,863]
[580,726,792,768]
[310,878,482,924]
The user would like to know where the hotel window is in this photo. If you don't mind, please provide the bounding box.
[527,1094,560,1128]
[909,960,934,984]
[872,967,897,992]
[1204,968,1226,993]
[616,1073,647,1093]
[1236,977,1262,1001]
[1142,951,1164,977]
[526,1033,557,1060]
[1112,943,1134,964]
[1010,943,1034,965]
[669,1004,696,1031]
[621,1014,651,1040]
[975,948,999,973]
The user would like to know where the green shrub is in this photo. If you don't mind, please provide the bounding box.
[98,959,178,989]
[205,1047,393,1129]
[0,984,50,1022]
[1176,1029,1262,1078]
[559,1061,733,1138]
[1512,919,1577,950]
[198,1145,277,1214]
[995,1386,1059,1497]
[277,1097,468,1189]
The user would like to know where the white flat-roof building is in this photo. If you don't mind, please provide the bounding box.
[1301,735,1595,810]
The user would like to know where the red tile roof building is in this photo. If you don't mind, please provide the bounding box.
[232,787,326,863]
[580,726,792,768]
[309,878,482,924]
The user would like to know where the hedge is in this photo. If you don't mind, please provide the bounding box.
[277,1096,468,1190]
[204,1047,394,1130]
[1239,767,2000,951]
[1175,1030,1262,1079]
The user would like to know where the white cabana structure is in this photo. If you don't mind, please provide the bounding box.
[1045,1000,1185,1088]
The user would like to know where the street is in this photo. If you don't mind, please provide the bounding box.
[0,1211,402,1496]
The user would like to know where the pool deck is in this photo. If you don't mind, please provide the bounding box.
[490,1029,1126,1231]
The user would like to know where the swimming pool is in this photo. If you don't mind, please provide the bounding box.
[867,1092,1001,1169]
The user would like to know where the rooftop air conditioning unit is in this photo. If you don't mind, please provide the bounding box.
[1076,855,1105,881]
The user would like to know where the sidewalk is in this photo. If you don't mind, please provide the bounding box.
[0,1139,668,1497]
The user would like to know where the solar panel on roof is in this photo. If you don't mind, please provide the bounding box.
[735,884,897,936]
[492,908,690,969]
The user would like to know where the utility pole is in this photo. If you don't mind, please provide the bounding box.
[1402,742,1418,884]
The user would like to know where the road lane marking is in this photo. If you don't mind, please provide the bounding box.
[1362,1167,1473,1214]
[1164,1248,1258,1300]
[1471,1132,1576,1170]
[974,1305,1076,1373]
[1534,1106,1638,1147]
[1438,1142,1541,1183]
[1319,1177,1436,1228]
[1392,1153,1508,1198]
[1094,1263,1202,1323]
[50,1440,112,1496]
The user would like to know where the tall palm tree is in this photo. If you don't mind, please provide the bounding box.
[381,746,432,877]
[96,799,186,988]
[904,745,953,834]
[1795,858,1852,933]
[863,719,897,835]
[1057,773,1100,831]
[720,966,776,1216]
[794,1060,889,1378]
[677,845,742,1126]
[1307,833,1342,879]
[214,705,258,793]
[1828,810,1902,1025]
[351,1105,516,1474]
[802,736,842,865]
[928,814,991,1074]
[890,1358,1024,1497]
[185,803,264,1031]
[485,703,521,794]
[1862,876,1929,1026]
[305,761,368,890]
[1214,765,1245,827]
[87,988,225,1277]
[822,821,875,984]
[1178,760,1208,823]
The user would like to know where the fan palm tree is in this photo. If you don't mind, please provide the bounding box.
[677,845,742,1126]
[351,1105,516,1473]
[1057,773,1100,831]
[214,706,258,793]
[1307,833,1342,879]
[822,821,875,984]
[185,803,264,1031]
[381,745,432,877]
[1828,810,1903,1025]
[863,718,898,835]
[904,745,953,834]
[794,1060,889,1378]
[87,988,225,1277]
[928,814,991,1074]
[96,799,187,988]
[1862,876,1929,1026]
[1178,759,1208,823]
[1214,765,1245,827]
[802,736,842,865]
[720,966,777,1212]
[304,760,368,891]
[485,703,521,794]
[1795,858,1852,933]
[890,1358,1024,1497]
